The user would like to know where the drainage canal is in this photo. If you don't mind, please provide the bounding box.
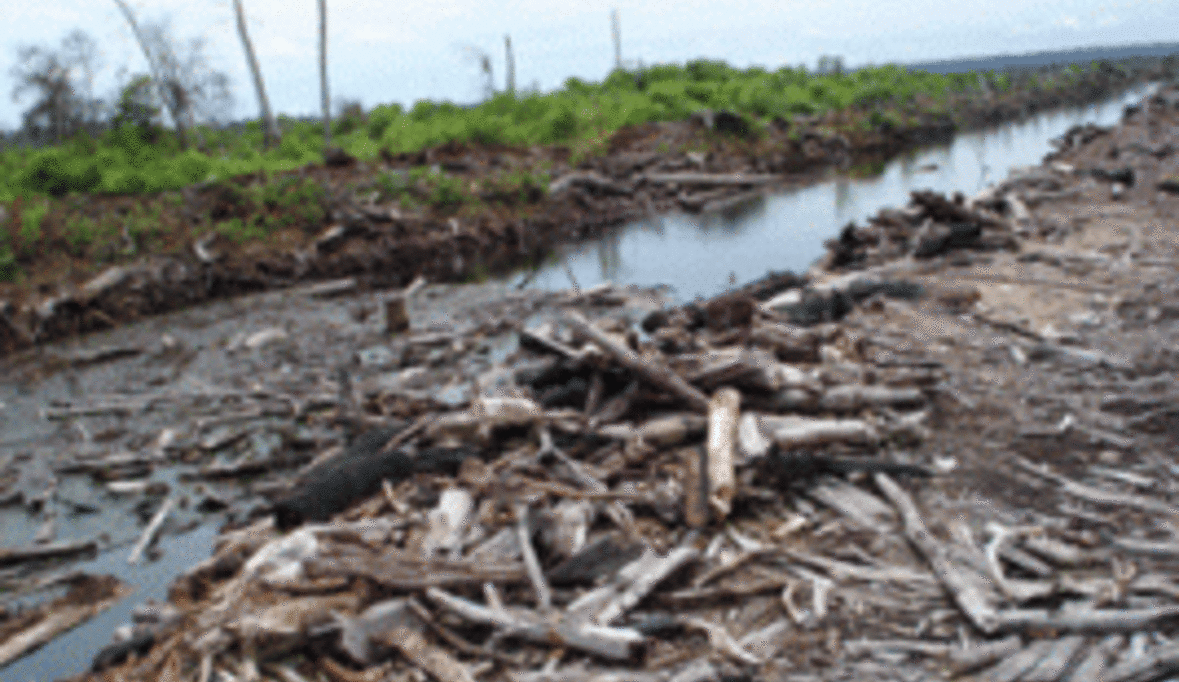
[515,82,1159,301]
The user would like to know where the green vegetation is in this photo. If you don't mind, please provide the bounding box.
[0,58,1127,204]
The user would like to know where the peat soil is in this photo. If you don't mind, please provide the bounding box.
[0,61,1171,357]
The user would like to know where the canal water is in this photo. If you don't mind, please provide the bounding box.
[0,81,1161,682]
[515,82,1161,301]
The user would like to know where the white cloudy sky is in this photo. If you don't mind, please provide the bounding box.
[0,0,1173,132]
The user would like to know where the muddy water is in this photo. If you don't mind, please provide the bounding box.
[0,82,1160,682]
[516,82,1162,301]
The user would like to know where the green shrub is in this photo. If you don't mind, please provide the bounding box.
[64,216,97,255]
[0,246,18,281]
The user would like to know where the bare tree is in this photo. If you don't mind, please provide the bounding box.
[232,0,281,148]
[139,19,235,145]
[504,35,515,94]
[111,0,189,148]
[10,30,108,145]
[459,45,495,101]
[319,0,331,147]
[611,9,622,70]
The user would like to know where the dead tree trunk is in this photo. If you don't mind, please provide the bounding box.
[319,0,331,148]
[110,0,189,149]
[232,0,281,148]
[611,9,622,69]
[504,35,515,94]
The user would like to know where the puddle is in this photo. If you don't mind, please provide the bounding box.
[513,82,1160,302]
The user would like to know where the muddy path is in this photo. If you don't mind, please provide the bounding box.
[0,61,1172,358]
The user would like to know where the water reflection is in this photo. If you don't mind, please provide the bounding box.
[515,83,1157,302]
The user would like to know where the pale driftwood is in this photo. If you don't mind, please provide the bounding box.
[995,605,1179,634]
[128,495,176,564]
[949,635,1024,673]
[679,348,780,392]
[0,539,98,567]
[641,172,782,186]
[290,277,357,298]
[548,170,633,196]
[1066,637,1115,682]
[748,323,821,362]
[875,473,1001,634]
[515,503,552,611]
[374,626,476,682]
[306,546,525,590]
[1111,536,1179,557]
[680,616,763,665]
[518,322,584,360]
[1022,635,1086,682]
[1014,457,1179,517]
[818,385,926,413]
[706,388,740,519]
[737,413,772,463]
[997,543,1055,578]
[1020,187,1084,205]
[783,549,937,586]
[422,489,474,559]
[807,481,896,533]
[568,546,699,625]
[977,639,1058,682]
[1106,640,1179,682]
[842,639,955,656]
[1021,535,1102,568]
[0,579,129,666]
[425,588,644,660]
[682,446,709,529]
[632,414,708,449]
[666,659,719,682]
[564,311,710,411]
[513,666,664,682]
[761,415,878,448]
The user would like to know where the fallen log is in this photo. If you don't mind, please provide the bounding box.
[564,311,710,412]
[640,172,782,186]
[875,473,1001,634]
[0,539,98,567]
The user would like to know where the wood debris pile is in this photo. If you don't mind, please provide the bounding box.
[38,228,1175,682]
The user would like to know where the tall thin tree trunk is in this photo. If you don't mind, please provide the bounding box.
[233,0,281,148]
[504,35,515,94]
[111,0,189,149]
[611,9,621,69]
[319,0,331,148]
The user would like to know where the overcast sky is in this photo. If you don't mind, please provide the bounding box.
[1,0,1174,132]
